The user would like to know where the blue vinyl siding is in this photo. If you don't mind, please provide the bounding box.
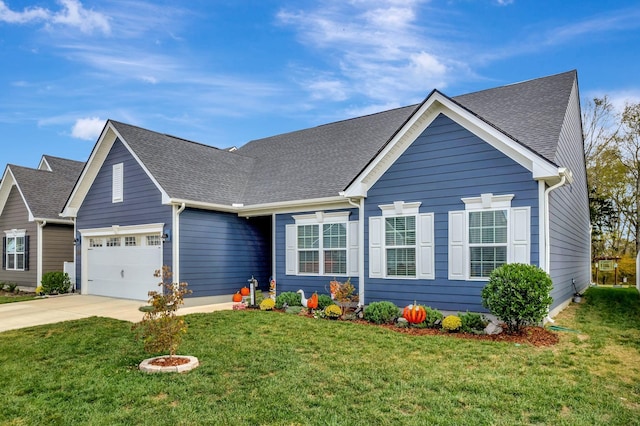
[548,83,591,309]
[275,209,359,296]
[75,139,172,289]
[364,113,539,312]
[179,208,271,297]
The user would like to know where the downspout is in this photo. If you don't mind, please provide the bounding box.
[543,167,572,322]
[37,220,47,289]
[71,217,77,292]
[173,203,186,283]
[346,197,365,305]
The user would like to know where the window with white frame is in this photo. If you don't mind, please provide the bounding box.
[285,212,356,276]
[468,210,507,278]
[4,230,26,271]
[106,237,121,247]
[448,193,530,281]
[124,236,137,246]
[369,202,434,280]
[385,215,416,277]
[89,238,103,247]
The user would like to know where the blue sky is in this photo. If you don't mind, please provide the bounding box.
[1,0,640,168]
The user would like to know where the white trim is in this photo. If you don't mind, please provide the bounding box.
[342,91,561,198]
[61,122,171,218]
[462,194,514,210]
[379,201,421,216]
[79,223,164,238]
[37,221,45,286]
[538,181,547,272]
[4,229,26,237]
[292,211,350,225]
[38,156,52,171]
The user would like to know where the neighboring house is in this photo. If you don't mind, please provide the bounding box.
[61,70,589,316]
[0,155,84,289]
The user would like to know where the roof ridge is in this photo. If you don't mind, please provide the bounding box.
[452,69,576,99]
[109,119,223,152]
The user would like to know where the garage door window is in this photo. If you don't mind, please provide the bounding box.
[146,235,161,246]
[89,238,103,247]
[107,237,121,247]
[125,236,137,246]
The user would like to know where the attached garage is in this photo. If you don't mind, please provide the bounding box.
[80,224,164,301]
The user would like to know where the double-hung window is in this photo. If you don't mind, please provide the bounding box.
[369,201,434,280]
[468,210,508,278]
[385,216,416,277]
[448,193,530,281]
[3,230,26,271]
[286,212,356,276]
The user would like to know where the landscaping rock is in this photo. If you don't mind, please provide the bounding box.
[484,322,503,335]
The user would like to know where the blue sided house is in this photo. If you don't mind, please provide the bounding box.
[61,70,589,316]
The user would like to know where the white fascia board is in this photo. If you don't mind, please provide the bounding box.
[2,168,35,222]
[0,167,16,216]
[238,196,352,217]
[167,198,242,214]
[38,156,52,171]
[62,124,118,217]
[343,91,561,196]
[113,129,170,204]
[32,217,74,225]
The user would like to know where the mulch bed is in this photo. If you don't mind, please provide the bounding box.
[149,356,192,367]
[0,290,36,297]
[374,322,559,347]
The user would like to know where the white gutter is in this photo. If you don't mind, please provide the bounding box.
[543,168,573,274]
[543,167,573,323]
[36,220,46,287]
[172,203,186,283]
[344,196,365,306]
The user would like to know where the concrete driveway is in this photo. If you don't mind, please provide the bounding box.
[0,294,233,333]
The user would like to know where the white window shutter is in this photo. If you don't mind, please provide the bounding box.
[418,213,434,279]
[348,221,359,276]
[448,210,466,280]
[285,224,296,275]
[369,216,383,278]
[510,206,530,264]
[112,163,123,203]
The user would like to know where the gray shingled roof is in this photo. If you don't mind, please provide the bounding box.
[111,70,576,207]
[10,155,84,219]
[110,121,255,206]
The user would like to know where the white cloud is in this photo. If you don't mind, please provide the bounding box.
[0,1,48,23]
[278,0,459,107]
[71,117,105,140]
[0,0,110,34]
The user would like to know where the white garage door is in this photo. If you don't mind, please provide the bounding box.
[86,234,162,300]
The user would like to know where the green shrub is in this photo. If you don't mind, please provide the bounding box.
[424,306,444,328]
[6,282,18,293]
[459,311,487,333]
[317,294,334,310]
[363,301,399,324]
[442,315,462,332]
[275,291,301,309]
[40,272,71,294]
[259,298,275,311]
[481,263,553,334]
[0,282,5,291]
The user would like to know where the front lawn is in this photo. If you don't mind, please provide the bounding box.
[0,291,38,304]
[0,287,638,425]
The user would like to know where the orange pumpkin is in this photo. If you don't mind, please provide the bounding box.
[232,292,243,302]
[307,293,319,309]
[403,302,426,324]
[240,287,250,296]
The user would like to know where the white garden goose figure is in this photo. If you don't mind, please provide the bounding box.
[297,289,309,308]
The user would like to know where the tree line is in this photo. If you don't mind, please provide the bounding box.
[583,96,640,284]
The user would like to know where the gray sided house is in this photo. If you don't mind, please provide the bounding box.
[0,155,84,289]
[61,70,589,316]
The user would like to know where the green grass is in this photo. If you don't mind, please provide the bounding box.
[0,287,639,425]
[0,294,38,304]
